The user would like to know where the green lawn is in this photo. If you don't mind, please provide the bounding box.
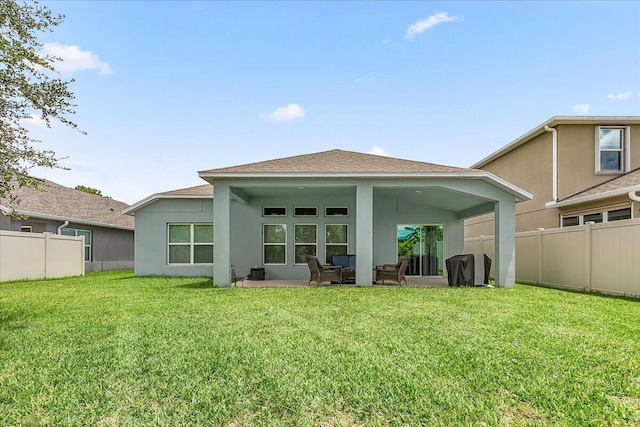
[1,272,639,426]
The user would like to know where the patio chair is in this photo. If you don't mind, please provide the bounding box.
[375,255,410,286]
[305,255,342,285]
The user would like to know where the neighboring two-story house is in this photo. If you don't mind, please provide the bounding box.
[465,116,640,237]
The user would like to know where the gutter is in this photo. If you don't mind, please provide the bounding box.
[544,125,558,203]
[0,205,134,231]
[549,185,640,208]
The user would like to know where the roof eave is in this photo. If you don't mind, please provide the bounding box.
[549,184,640,209]
[123,194,212,215]
[198,171,533,201]
[199,171,472,179]
[0,205,134,230]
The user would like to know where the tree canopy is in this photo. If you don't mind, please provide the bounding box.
[1,0,81,207]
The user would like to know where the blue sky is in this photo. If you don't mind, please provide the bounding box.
[27,1,640,204]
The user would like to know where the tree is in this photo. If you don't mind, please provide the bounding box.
[0,0,82,207]
[74,185,102,196]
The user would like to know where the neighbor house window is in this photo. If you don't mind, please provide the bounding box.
[584,212,603,224]
[20,226,32,232]
[325,207,349,217]
[294,224,317,264]
[263,224,286,264]
[325,224,348,262]
[561,216,580,227]
[596,126,630,173]
[61,228,92,261]
[606,207,632,222]
[168,224,213,264]
[561,206,632,227]
[263,207,287,216]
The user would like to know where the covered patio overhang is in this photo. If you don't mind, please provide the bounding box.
[200,171,531,288]
[201,171,532,287]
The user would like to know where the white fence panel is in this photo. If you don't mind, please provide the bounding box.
[590,220,640,296]
[0,231,84,282]
[464,219,640,297]
[540,227,587,290]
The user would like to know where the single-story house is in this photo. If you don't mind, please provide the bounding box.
[0,178,135,272]
[124,150,531,287]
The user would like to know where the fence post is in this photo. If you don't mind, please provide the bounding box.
[80,235,86,276]
[44,232,50,279]
[585,222,593,292]
[537,228,544,284]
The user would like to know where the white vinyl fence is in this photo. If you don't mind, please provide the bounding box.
[0,230,85,282]
[465,219,640,297]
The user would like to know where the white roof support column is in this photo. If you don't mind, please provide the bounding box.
[494,198,516,288]
[355,183,374,286]
[213,182,231,286]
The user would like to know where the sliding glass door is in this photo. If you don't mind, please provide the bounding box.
[397,225,444,276]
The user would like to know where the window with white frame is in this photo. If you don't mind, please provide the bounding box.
[168,224,213,264]
[596,126,630,173]
[325,224,348,262]
[561,216,580,227]
[607,207,632,222]
[61,228,92,261]
[294,224,317,264]
[263,224,286,264]
[561,205,632,227]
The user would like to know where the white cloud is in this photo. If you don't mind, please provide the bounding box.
[263,104,305,122]
[20,114,49,130]
[607,91,632,100]
[42,43,113,75]
[367,146,389,156]
[405,12,459,40]
[571,104,591,114]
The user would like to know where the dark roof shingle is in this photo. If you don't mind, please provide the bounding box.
[159,184,213,197]
[1,180,134,229]
[560,168,640,203]
[199,149,472,175]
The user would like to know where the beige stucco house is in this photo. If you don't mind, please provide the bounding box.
[466,116,640,237]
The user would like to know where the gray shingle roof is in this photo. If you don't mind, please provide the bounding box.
[159,184,213,197]
[559,168,640,204]
[199,149,472,175]
[0,180,134,229]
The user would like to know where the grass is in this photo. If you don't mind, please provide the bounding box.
[1,272,639,426]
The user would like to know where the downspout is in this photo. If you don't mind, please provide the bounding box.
[544,125,558,202]
[629,190,640,219]
[57,220,69,234]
